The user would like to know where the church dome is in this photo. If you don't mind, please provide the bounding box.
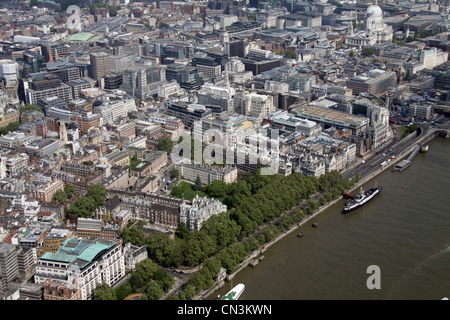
[366,5,383,18]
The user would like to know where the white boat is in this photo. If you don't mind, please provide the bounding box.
[343,185,383,213]
[219,283,245,300]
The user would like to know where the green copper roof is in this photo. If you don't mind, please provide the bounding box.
[68,33,96,42]
[40,238,116,268]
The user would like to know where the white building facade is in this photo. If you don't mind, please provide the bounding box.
[34,238,125,300]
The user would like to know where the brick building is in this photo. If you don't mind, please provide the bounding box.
[34,179,64,203]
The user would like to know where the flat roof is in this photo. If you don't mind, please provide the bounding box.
[293,105,368,128]
[68,33,96,42]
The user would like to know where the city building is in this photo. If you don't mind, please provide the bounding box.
[197,83,235,115]
[24,73,73,104]
[123,242,147,272]
[157,80,182,100]
[175,163,238,185]
[292,104,369,136]
[93,98,137,125]
[404,47,448,75]
[77,218,102,239]
[408,102,433,120]
[36,229,73,259]
[35,238,125,300]
[90,52,111,81]
[34,179,64,203]
[166,102,213,128]
[180,195,228,230]
[263,110,322,136]
[0,243,19,292]
[345,4,393,47]
[196,64,222,78]
[346,69,396,97]
[67,78,96,100]
[234,91,275,120]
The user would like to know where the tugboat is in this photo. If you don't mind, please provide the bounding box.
[342,183,383,214]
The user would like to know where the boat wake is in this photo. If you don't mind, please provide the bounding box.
[387,244,450,298]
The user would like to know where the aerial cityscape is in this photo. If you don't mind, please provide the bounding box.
[0,0,449,303]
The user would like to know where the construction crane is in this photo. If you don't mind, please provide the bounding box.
[394,78,408,117]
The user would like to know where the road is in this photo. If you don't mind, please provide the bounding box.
[342,123,440,180]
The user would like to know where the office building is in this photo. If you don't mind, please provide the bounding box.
[198,84,235,115]
[77,218,102,239]
[35,238,125,300]
[72,110,100,135]
[0,60,19,84]
[22,50,46,77]
[90,52,111,81]
[157,80,182,100]
[292,104,369,135]
[0,243,19,292]
[46,61,84,83]
[25,73,73,104]
[166,102,213,128]
[121,69,148,100]
[36,229,73,259]
[103,74,123,90]
[264,110,322,136]
[234,91,275,120]
[93,98,137,125]
[175,163,238,185]
[67,78,96,100]
[239,58,282,75]
[346,69,396,97]
[196,64,221,78]
[224,40,245,58]
[408,102,432,120]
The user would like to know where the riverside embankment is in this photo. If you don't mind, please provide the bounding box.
[198,127,446,300]
[218,136,449,300]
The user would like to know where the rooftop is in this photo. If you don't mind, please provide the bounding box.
[292,105,368,127]
[67,33,97,42]
[40,238,116,268]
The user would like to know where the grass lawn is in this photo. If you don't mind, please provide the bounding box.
[172,181,207,201]
[396,126,410,139]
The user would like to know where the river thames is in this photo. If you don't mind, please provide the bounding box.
[209,137,450,300]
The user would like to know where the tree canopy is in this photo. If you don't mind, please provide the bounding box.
[94,282,117,300]
[361,47,375,57]
[116,169,357,300]
[67,184,106,218]
[193,175,202,191]
[19,104,42,114]
[0,122,20,135]
[203,180,229,198]
[284,50,297,59]
[158,137,173,154]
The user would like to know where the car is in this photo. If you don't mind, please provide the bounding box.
[382,153,386,156]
